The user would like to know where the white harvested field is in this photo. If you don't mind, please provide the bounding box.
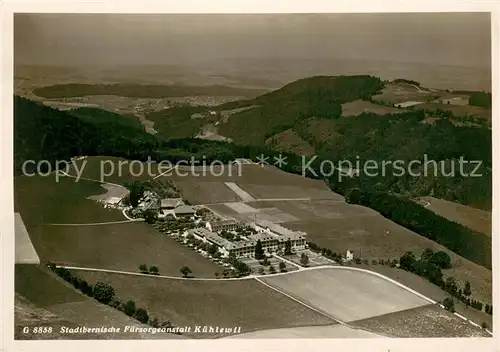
[224,182,256,202]
[394,101,424,108]
[87,183,129,202]
[252,199,377,222]
[260,267,429,322]
[15,213,40,264]
[224,202,259,214]
[208,203,299,223]
[226,324,383,339]
[240,184,342,201]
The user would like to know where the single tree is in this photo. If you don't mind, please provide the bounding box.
[300,253,309,267]
[143,209,158,224]
[149,266,159,275]
[92,282,115,304]
[133,308,149,324]
[262,257,270,266]
[269,265,276,274]
[139,264,148,273]
[481,321,489,330]
[149,317,160,328]
[128,181,146,208]
[399,251,416,271]
[123,300,136,317]
[279,261,287,272]
[258,267,265,275]
[430,251,452,269]
[180,266,192,278]
[208,243,219,256]
[463,281,472,297]
[445,276,458,296]
[254,239,265,260]
[421,248,434,262]
[443,297,455,313]
[215,272,220,279]
[222,268,231,278]
[284,240,292,255]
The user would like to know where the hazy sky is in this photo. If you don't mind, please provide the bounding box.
[15,13,491,68]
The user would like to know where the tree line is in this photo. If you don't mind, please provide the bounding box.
[398,249,492,316]
[47,263,179,332]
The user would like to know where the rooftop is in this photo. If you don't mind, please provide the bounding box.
[160,198,183,208]
[174,205,196,215]
[193,228,236,250]
[254,220,306,239]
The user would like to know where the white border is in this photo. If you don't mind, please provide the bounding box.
[1,1,499,352]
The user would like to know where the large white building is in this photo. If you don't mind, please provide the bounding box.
[251,220,306,251]
[205,219,241,233]
[193,219,307,258]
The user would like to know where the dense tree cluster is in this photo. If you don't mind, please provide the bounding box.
[393,78,421,86]
[226,254,252,277]
[469,91,492,109]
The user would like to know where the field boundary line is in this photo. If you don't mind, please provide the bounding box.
[324,266,493,336]
[46,219,143,226]
[254,277,390,338]
[59,171,126,189]
[56,265,255,281]
[272,254,301,270]
[152,166,178,180]
[254,276,344,324]
[332,266,436,305]
[53,264,493,336]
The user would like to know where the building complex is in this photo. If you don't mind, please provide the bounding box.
[194,219,306,258]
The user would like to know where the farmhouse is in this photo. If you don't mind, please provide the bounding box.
[205,219,241,233]
[174,205,196,217]
[346,249,354,261]
[160,198,184,209]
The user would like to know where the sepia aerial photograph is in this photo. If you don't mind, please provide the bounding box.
[11,12,494,341]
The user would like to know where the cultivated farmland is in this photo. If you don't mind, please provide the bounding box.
[260,267,429,322]
[351,304,489,337]
[174,180,241,205]
[264,129,315,156]
[371,83,437,105]
[239,184,342,201]
[14,175,125,226]
[249,199,375,221]
[30,222,220,277]
[415,102,491,119]
[418,196,491,235]
[286,216,492,303]
[15,265,181,339]
[340,100,404,116]
[15,213,40,264]
[70,271,335,338]
[66,156,160,185]
[226,324,382,338]
[351,264,493,328]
